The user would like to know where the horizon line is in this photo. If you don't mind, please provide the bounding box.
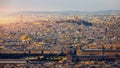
[13,9,120,13]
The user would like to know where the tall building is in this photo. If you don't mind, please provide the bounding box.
[76,45,83,56]
[20,14,23,23]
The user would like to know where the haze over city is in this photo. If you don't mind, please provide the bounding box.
[0,0,120,13]
[0,0,120,68]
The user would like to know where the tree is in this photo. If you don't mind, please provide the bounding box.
[20,34,32,41]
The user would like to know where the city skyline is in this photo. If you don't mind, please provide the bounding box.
[0,0,120,67]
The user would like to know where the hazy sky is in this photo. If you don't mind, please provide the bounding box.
[0,0,120,12]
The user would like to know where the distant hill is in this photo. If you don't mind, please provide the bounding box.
[16,10,120,15]
[88,10,120,15]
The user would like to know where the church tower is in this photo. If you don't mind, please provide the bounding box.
[76,45,83,56]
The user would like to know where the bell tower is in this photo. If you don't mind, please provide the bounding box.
[76,44,83,56]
